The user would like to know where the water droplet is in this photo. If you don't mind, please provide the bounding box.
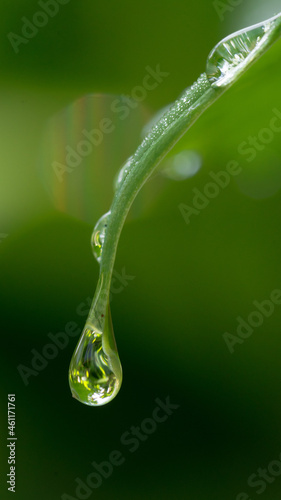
[161,150,202,181]
[69,308,122,406]
[91,211,111,263]
[233,149,281,200]
[206,13,281,88]
[141,104,172,138]
[114,156,133,191]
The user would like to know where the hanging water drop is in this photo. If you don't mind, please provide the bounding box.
[69,306,122,406]
[91,211,111,263]
[206,13,281,88]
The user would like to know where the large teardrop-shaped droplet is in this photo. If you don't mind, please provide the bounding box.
[91,211,111,263]
[69,307,122,406]
[206,13,281,88]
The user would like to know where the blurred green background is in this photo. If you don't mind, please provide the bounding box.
[1,1,281,499]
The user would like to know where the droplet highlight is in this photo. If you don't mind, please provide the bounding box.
[206,13,281,87]
[91,211,111,263]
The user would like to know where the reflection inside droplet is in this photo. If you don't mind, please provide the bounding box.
[91,211,111,263]
[206,13,281,87]
[69,312,122,406]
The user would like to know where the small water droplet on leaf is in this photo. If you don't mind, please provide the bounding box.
[91,211,111,263]
[114,156,133,191]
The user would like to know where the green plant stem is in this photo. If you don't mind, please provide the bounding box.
[87,12,281,326]
[89,73,224,321]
